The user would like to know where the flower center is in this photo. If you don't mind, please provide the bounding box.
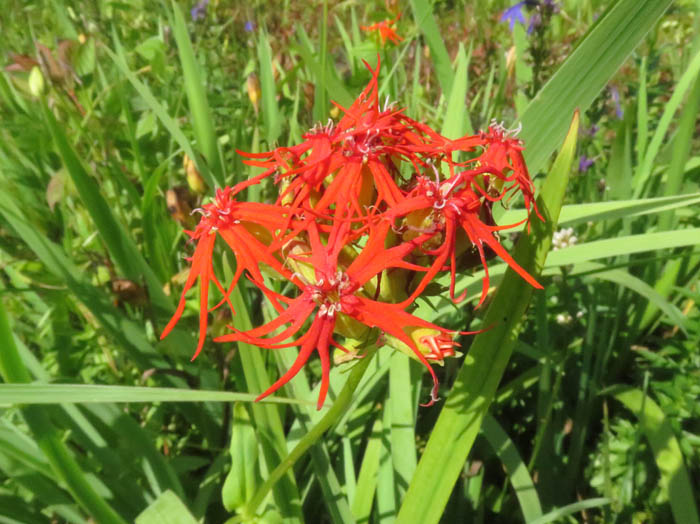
[192,188,242,235]
[308,271,355,318]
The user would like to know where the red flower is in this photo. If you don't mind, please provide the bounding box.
[216,221,449,409]
[452,122,542,223]
[361,16,403,46]
[236,59,453,226]
[160,188,301,359]
[161,58,544,410]
[385,170,542,308]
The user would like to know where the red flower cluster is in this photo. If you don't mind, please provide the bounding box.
[361,15,403,46]
[161,59,541,409]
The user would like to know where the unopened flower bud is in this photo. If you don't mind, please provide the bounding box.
[28,66,45,97]
[183,154,208,195]
[385,327,460,365]
[221,403,260,512]
[247,73,261,115]
[166,187,193,226]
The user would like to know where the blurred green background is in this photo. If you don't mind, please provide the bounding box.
[0,1,698,522]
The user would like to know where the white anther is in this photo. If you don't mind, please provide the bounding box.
[448,202,461,215]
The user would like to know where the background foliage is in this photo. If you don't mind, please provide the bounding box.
[0,0,698,522]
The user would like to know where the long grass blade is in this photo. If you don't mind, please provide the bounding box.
[520,0,672,174]
[257,29,282,146]
[169,1,225,186]
[0,384,309,405]
[481,415,543,522]
[407,0,454,94]
[632,46,700,197]
[396,111,579,524]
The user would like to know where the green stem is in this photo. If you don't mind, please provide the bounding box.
[243,346,378,518]
[0,301,127,524]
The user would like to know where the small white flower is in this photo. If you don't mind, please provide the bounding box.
[556,312,573,325]
[552,227,578,251]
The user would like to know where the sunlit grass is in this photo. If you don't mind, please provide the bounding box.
[0,1,698,523]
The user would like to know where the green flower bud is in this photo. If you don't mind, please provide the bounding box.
[28,66,45,97]
[221,403,260,513]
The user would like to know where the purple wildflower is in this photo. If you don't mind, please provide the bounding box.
[578,155,595,173]
[190,0,209,21]
[587,124,599,136]
[527,11,541,35]
[244,20,255,32]
[501,2,527,32]
[610,86,624,119]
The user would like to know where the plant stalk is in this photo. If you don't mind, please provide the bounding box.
[242,346,378,518]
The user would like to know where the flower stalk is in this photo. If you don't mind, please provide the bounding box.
[241,345,378,520]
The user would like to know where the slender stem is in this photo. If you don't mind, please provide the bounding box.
[0,301,127,524]
[243,346,378,518]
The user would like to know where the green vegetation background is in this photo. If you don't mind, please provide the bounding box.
[0,0,698,523]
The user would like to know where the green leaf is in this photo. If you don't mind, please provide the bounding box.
[351,418,382,523]
[0,302,127,524]
[520,0,673,174]
[258,30,282,145]
[104,38,217,190]
[440,43,473,139]
[609,387,700,524]
[376,396,396,524]
[481,415,542,522]
[389,353,417,503]
[396,111,579,524]
[528,498,611,524]
[170,1,225,185]
[427,234,698,325]
[544,229,700,267]
[269,322,355,524]
[0,191,221,444]
[295,25,353,109]
[632,46,700,197]
[499,193,700,228]
[0,384,309,406]
[40,102,171,316]
[227,286,304,522]
[574,263,687,334]
[243,347,378,519]
[135,490,198,524]
[407,0,453,94]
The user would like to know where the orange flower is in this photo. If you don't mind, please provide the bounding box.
[160,188,302,359]
[161,57,544,409]
[216,221,449,409]
[361,16,403,46]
